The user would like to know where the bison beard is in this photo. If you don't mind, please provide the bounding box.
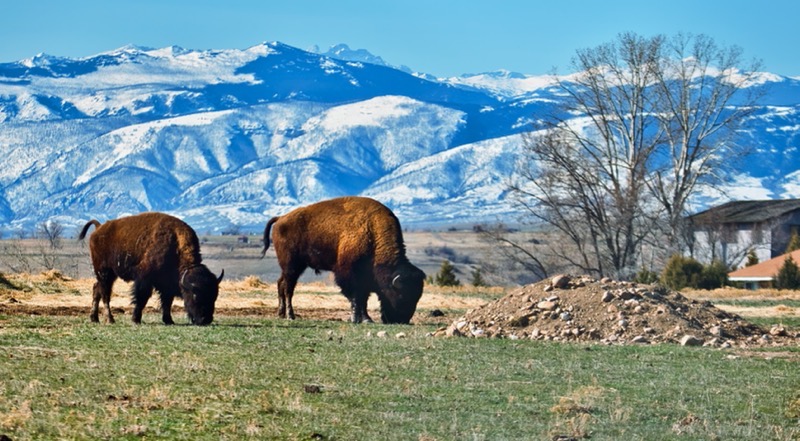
[79,212,223,326]
[261,196,425,324]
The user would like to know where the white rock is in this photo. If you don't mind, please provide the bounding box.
[680,335,703,346]
[537,301,558,311]
[551,274,571,289]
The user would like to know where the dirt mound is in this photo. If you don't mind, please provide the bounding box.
[437,275,799,347]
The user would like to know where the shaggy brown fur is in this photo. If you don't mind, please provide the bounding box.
[261,196,425,324]
[78,212,223,325]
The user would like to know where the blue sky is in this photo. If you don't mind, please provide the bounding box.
[2,0,799,77]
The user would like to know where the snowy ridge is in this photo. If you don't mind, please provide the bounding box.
[0,41,799,232]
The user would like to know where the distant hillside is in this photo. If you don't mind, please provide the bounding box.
[0,41,798,233]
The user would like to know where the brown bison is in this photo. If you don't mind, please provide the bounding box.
[261,196,425,324]
[78,212,223,325]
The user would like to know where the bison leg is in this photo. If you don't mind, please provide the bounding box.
[160,293,175,325]
[90,282,102,323]
[335,272,372,324]
[276,273,298,320]
[131,280,154,324]
[91,273,115,324]
[344,289,373,324]
[153,280,178,325]
[276,275,286,318]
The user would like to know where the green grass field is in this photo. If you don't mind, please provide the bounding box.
[1,313,799,440]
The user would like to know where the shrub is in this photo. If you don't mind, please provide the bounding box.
[433,260,461,287]
[697,260,729,290]
[633,267,660,284]
[661,255,703,291]
[775,255,800,290]
[0,271,12,288]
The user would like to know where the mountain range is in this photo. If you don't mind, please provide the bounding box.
[0,42,798,234]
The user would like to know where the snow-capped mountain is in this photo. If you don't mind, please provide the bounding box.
[312,43,413,74]
[0,41,798,233]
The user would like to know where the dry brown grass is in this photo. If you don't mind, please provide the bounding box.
[683,287,800,301]
[683,287,800,319]
[0,271,497,320]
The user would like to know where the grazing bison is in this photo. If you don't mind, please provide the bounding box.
[261,196,425,324]
[78,212,223,325]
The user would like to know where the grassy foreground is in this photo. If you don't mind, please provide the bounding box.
[1,313,799,440]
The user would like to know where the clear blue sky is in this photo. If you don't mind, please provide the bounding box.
[2,0,799,77]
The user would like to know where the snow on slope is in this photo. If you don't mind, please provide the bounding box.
[0,43,281,120]
[443,70,559,99]
[1,94,469,231]
[364,135,521,224]
[177,97,466,210]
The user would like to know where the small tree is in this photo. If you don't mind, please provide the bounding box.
[434,260,461,287]
[470,268,487,287]
[775,255,800,290]
[745,249,759,267]
[786,232,800,254]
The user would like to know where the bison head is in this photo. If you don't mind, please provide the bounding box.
[379,262,425,324]
[180,265,224,326]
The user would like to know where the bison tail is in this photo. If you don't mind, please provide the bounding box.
[78,220,101,240]
[260,216,280,258]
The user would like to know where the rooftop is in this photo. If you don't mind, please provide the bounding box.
[689,199,800,225]
[728,248,800,281]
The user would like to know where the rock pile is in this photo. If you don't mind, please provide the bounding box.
[436,275,797,347]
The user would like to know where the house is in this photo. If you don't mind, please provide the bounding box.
[728,249,800,290]
[688,199,800,268]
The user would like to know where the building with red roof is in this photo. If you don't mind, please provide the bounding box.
[728,249,800,290]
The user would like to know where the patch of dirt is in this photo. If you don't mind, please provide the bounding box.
[435,275,800,347]
[0,273,484,326]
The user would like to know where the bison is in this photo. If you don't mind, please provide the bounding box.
[78,212,224,325]
[261,196,425,324]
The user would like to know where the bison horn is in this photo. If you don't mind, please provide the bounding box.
[180,270,189,289]
[392,274,402,289]
[217,269,225,284]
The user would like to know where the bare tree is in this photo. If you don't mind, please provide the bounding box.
[32,220,66,271]
[649,33,763,252]
[38,220,64,250]
[508,32,761,279]
[0,240,33,273]
[477,223,549,284]
[511,33,662,278]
